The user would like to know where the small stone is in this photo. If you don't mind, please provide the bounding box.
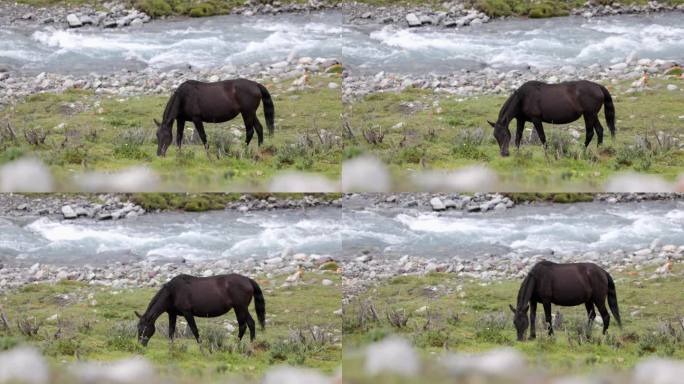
[61,205,77,219]
[430,197,446,211]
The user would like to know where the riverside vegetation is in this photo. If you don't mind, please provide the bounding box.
[343,77,684,188]
[342,263,684,380]
[0,272,341,381]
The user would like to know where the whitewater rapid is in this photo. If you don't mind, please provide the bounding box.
[0,12,682,74]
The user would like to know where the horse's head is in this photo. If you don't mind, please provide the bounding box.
[488,120,511,157]
[135,310,155,346]
[154,119,172,157]
[509,304,529,341]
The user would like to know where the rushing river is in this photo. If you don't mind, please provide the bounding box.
[0,12,682,75]
[0,200,682,264]
[0,207,343,265]
[341,200,684,259]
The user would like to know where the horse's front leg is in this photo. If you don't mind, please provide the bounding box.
[529,301,537,340]
[515,118,525,149]
[168,312,177,341]
[183,313,201,344]
[542,301,553,336]
[193,120,211,160]
[176,119,185,151]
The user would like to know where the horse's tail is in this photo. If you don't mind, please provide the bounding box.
[250,278,266,330]
[600,85,616,138]
[606,272,622,328]
[257,83,275,136]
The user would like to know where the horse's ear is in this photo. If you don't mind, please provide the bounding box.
[153,119,161,128]
[134,311,142,319]
[487,120,496,128]
[509,304,516,313]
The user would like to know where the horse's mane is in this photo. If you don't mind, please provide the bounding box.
[516,272,535,310]
[498,90,520,123]
[143,284,169,319]
[161,87,183,126]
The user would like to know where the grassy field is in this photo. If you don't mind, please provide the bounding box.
[0,273,341,382]
[0,76,342,190]
[342,263,684,382]
[343,78,684,189]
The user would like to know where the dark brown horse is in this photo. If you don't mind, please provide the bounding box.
[135,273,265,346]
[510,261,621,341]
[154,78,275,157]
[488,80,615,156]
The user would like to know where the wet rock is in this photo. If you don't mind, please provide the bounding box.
[365,337,420,376]
[405,13,421,27]
[61,205,77,219]
[66,13,81,28]
[430,197,446,211]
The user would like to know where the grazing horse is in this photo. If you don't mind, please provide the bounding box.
[154,78,275,157]
[510,261,621,341]
[488,80,615,156]
[135,274,265,346]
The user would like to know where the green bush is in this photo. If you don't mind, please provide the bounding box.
[476,0,514,17]
[136,0,173,17]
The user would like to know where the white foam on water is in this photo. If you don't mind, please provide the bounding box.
[25,217,161,247]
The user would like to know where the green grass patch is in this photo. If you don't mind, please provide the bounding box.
[0,273,341,381]
[343,264,684,381]
[1,77,342,189]
[344,79,684,189]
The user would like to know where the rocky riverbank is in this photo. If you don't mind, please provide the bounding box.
[343,0,684,29]
[342,55,682,100]
[0,244,340,291]
[341,243,684,300]
[0,0,336,30]
[0,193,342,221]
[343,192,684,212]
[0,55,341,107]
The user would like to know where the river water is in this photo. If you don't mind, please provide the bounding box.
[341,200,684,259]
[0,200,681,264]
[0,207,343,265]
[0,12,682,75]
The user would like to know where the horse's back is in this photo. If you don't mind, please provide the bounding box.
[531,261,608,305]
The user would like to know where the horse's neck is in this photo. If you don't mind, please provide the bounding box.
[517,275,535,309]
[143,289,168,322]
[498,92,520,126]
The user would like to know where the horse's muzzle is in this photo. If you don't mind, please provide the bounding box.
[501,150,510,157]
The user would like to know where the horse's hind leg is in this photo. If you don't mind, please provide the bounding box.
[241,112,255,146]
[595,300,610,334]
[594,118,604,146]
[253,117,264,146]
[585,302,596,332]
[529,300,537,339]
[234,306,248,341]
[582,114,595,147]
[542,301,553,336]
[246,312,256,342]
